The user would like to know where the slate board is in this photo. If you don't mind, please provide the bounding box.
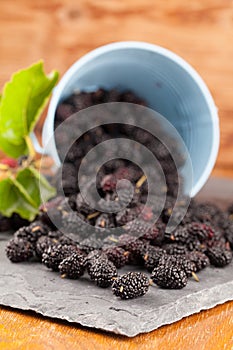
[0,177,233,337]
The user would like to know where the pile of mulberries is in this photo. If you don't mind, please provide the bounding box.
[4,88,233,300]
[5,195,233,299]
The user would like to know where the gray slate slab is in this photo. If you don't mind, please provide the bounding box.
[0,177,233,337]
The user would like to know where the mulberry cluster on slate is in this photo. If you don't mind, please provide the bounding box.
[4,88,233,300]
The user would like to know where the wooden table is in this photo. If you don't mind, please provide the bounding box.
[0,1,233,349]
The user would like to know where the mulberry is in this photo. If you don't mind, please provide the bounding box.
[206,247,232,267]
[112,272,149,299]
[163,243,187,255]
[84,250,107,272]
[151,261,188,289]
[79,237,103,254]
[187,222,215,242]
[14,221,49,244]
[168,227,189,244]
[42,244,81,271]
[6,238,34,263]
[124,219,161,243]
[143,246,166,272]
[159,254,197,278]
[118,234,145,265]
[88,258,117,288]
[186,251,210,271]
[59,253,85,279]
[36,236,59,260]
[103,246,129,268]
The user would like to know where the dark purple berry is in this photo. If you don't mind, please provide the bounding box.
[186,251,210,271]
[36,236,59,260]
[143,246,166,272]
[42,244,81,271]
[88,258,118,288]
[59,253,85,279]
[206,247,232,267]
[6,238,34,263]
[151,263,187,289]
[112,272,149,299]
[163,243,187,255]
[103,246,129,268]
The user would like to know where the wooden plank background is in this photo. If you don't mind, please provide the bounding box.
[0,0,233,176]
[0,0,233,349]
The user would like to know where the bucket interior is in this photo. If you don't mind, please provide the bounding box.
[54,47,218,195]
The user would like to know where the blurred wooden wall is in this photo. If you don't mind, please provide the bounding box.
[0,0,233,177]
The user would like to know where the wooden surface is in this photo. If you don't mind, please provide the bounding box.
[0,0,233,349]
[0,302,232,350]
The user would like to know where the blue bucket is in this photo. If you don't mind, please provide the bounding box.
[43,41,219,197]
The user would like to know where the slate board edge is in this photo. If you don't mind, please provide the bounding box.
[0,278,232,337]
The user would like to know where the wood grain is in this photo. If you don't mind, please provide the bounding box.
[0,0,233,348]
[0,0,233,176]
[0,301,233,350]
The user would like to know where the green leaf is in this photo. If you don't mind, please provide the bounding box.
[0,137,27,158]
[16,166,56,207]
[0,178,39,221]
[0,166,56,221]
[0,61,59,158]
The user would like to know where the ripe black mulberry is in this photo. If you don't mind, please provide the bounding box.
[112,272,149,299]
[103,246,129,268]
[59,253,85,279]
[42,244,81,271]
[6,238,34,263]
[206,247,232,267]
[87,258,117,288]
[151,262,187,289]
